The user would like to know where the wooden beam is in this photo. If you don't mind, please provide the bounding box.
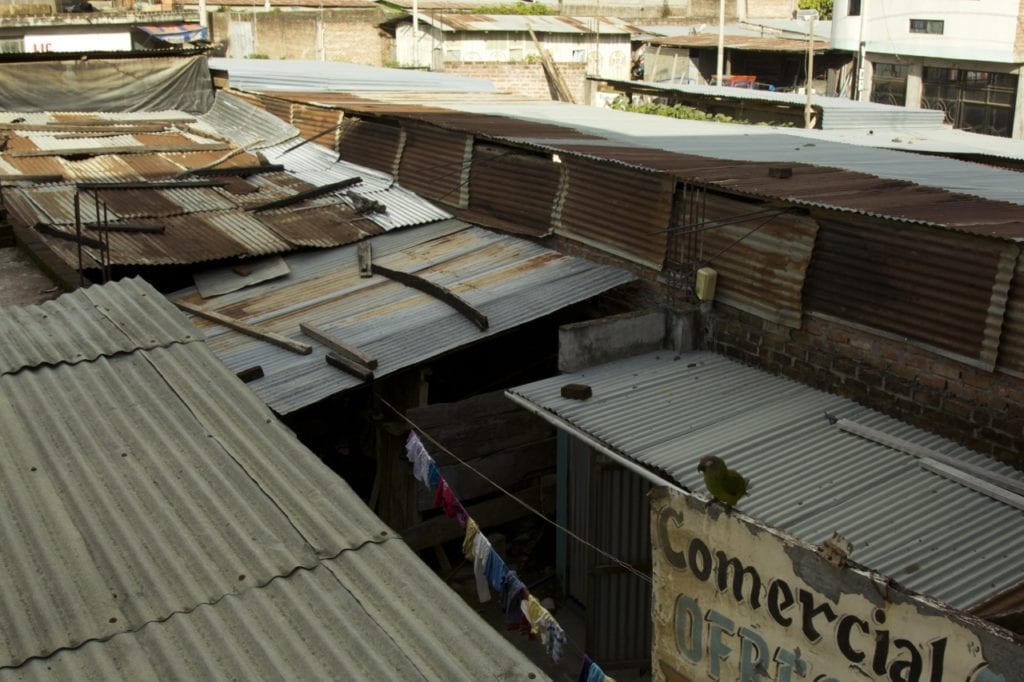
[236,365,264,382]
[77,180,222,190]
[372,264,489,331]
[300,322,378,369]
[325,352,374,381]
[34,222,106,250]
[172,300,312,355]
[0,124,171,133]
[85,222,166,234]
[6,143,232,158]
[401,479,555,551]
[250,177,362,213]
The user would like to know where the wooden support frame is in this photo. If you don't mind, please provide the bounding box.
[85,222,166,234]
[34,222,106,250]
[300,322,377,369]
[172,300,312,355]
[325,352,375,381]
[372,264,489,331]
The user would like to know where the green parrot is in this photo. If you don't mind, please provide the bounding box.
[697,455,748,509]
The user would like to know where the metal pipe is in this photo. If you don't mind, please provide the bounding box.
[716,0,725,86]
[805,15,815,128]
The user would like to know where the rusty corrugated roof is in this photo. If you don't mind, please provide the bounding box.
[649,34,827,52]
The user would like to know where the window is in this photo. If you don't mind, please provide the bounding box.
[870,62,908,106]
[848,0,861,16]
[909,19,944,34]
[922,67,1016,137]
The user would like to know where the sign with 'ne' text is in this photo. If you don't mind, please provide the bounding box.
[650,488,1021,682]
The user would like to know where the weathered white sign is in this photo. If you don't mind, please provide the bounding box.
[24,33,131,54]
[650,488,1021,681]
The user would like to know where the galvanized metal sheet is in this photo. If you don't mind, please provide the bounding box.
[697,192,818,328]
[338,118,403,175]
[804,217,1017,369]
[555,156,673,269]
[507,350,1024,610]
[398,124,473,207]
[997,257,1024,376]
[467,143,560,237]
[171,221,635,414]
[255,206,382,248]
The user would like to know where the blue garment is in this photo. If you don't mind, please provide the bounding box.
[484,548,507,591]
[578,656,593,682]
[428,460,441,489]
[587,662,606,682]
[499,570,526,625]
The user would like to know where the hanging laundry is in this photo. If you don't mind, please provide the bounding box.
[471,532,492,603]
[484,547,507,591]
[433,477,469,527]
[462,518,479,560]
[404,431,433,489]
[499,570,527,627]
[427,459,441,488]
[520,595,567,662]
[578,655,594,682]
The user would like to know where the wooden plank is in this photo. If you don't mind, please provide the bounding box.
[0,123,170,133]
[250,177,362,213]
[77,180,221,190]
[325,352,374,381]
[34,222,106,250]
[172,300,312,355]
[6,143,232,158]
[235,366,264,383]
[372,263,489,331]
[300,322,377,369]
[85,222,166,234]
[401,479,555,551]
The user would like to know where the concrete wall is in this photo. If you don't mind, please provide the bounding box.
[211,9,388,63]
[706,301,1024,468]
[444,61,588,101]
[832,0,1020,63]
[558,309,696,372]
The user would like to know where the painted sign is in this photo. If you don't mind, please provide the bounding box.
[650,488,1022,682]
[24,33,132,54]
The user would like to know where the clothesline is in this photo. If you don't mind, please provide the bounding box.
[405,429,615,682]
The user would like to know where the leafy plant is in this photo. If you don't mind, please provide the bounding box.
[474,1,551,15]
[798,0,832,20]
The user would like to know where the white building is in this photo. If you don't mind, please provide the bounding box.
[831,0,1024,137]
[392,14,637,80]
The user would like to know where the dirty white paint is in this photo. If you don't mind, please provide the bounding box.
[23,32,132,54]
[650,488,1020,682]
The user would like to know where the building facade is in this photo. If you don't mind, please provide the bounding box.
[831,0,1024,138]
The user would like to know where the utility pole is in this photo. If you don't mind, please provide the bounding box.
[796,8,819,128]
[715,0,725,86]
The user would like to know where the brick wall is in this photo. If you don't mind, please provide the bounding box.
[211,10,388,64]
[707,302,1024,468]
[443,62,588,103]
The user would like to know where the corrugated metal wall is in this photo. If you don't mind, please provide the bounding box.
[289,103,344,149]
[338,118,403,175]
[698,193,819,328]
[397,123,473,207]
[468,143,561,237]
[805,217,1018,369]
[568,440,651,667]
[554,157,672,269]
[996,256,1024,376]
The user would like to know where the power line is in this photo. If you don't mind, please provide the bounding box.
[378,396,653,585]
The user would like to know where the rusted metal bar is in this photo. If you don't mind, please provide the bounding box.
[372,263,489,331]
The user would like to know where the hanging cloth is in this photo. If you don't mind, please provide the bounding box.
[472,532,493,603]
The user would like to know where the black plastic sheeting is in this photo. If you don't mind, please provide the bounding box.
[0,55,214,114]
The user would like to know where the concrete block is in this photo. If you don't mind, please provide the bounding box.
[559,309,695,372]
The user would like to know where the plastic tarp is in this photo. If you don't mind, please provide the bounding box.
[137,24,209,44]
[0,55,215,113]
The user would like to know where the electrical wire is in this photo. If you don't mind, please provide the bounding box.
[378,396,653,585]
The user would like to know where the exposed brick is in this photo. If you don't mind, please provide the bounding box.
[858,366,884,389]
[943,397,974,420]
[916,372,947,391]
[914,387,943,410]
[930,360,962,381]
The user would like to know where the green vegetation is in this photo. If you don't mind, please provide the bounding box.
[474,1,552,15]
[607,96,744,124]
[246,53,270,59]
[798,0,832,20]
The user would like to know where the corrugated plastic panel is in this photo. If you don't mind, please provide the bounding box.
[467,143,559,237]
[60,156,144,182]
[555,156,672,269]
[397,123,473,207]
[26,134,144,151]
[698,192,818,328]
[805,218,1017,369]
[0,277,197,376]
[338,118,403,175]
[171,221,635,414]
[0,278,542,679]
[507,351,1024,609]
[7,543,543,680]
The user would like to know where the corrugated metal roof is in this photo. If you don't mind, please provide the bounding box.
[414,14,640,34]
[209,58,497,94]
[0,277,545,679]
[648,33,826,52]
[506,350,1024,610]
[623,80,948,130]
[170,220,636,414]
